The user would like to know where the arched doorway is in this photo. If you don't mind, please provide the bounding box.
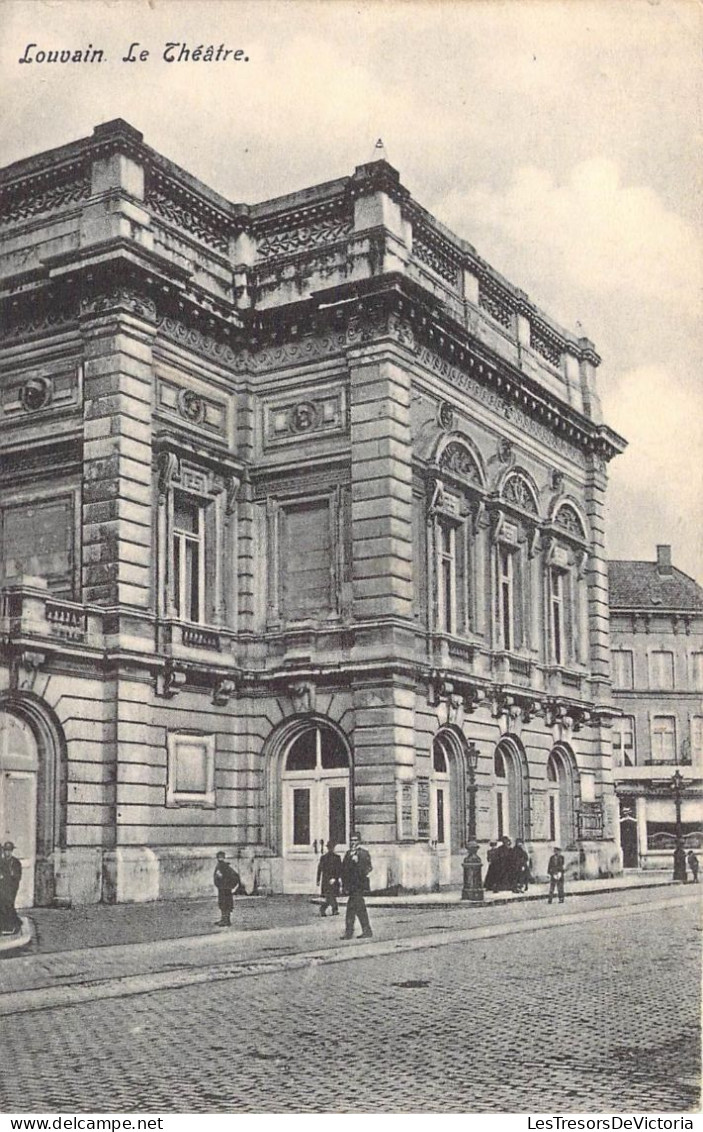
[432,728,470,886]
[546,745,578,848]
[493,738,529,841]
[278,721,352,893]
[0,712,39,907]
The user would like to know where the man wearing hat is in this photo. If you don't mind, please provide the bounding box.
[340,832,373,939]
[213,851,243,927]
[0,841,22,934]
[546,845,565,905]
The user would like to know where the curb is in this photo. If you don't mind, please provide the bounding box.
[0,917,33,958]
[0,891,697,1018]
[310,878,677,910]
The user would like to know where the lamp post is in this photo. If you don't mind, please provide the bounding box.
[462,741,484,902]
[671,769,687,882]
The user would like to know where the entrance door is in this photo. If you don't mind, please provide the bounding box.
[0,713,39,908]
[281,725,351,893]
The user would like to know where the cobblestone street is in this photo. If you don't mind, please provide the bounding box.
[1,889,700,1114]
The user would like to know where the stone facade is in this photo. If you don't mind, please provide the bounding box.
[0,119,626,906]
[609,546,703,870]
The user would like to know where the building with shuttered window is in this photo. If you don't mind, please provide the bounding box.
[610,546,703,869]
[0,120,627,906]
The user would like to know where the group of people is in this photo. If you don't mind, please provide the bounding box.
[483,836,532,894]
[214,832,374,940]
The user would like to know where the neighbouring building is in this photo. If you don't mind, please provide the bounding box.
[610,546,703,869]
[0,120,627,907]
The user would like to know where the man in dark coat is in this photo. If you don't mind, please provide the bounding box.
[686,849,699,882]
[673,841,688,883]
[483,842,498,891]
[213,851,243,926]
[512,839,530,893]
[317,840,342,917]
[547,846,565,904]
[341,832,373,939]
[0,841,22,934]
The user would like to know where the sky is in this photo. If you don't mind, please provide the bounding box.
[1,0,701,581]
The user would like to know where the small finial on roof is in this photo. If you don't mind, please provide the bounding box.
[372,137,388,162]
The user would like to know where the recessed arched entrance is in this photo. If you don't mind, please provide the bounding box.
[267,718,352,893]
[432,727,472,885]
[0,712,38,907]
[0,696,64,908]
[493,737,529,841]
[546,744,579,848]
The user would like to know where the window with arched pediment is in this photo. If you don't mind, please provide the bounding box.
[501,472,539,515]
[553,503,587,541]
[430,442,484,639]
[439,441,482,485]
[546,502,589,668]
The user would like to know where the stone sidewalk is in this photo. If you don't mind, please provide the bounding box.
[3,869,677,959]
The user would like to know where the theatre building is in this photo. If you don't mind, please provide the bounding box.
[0,120,626,906]
[610,547,703,869]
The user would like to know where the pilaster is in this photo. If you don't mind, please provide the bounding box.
[80,291,156,608]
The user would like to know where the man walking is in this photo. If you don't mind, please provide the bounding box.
[547,845,565,905]
[213,850,243,927]
[317,840,342,916]
[0,841,22,934]
[341,832,373,939]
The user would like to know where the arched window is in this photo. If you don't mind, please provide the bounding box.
[546,747,577,847]
[280,724,351,867]
[430,728,470,855]
[493,739,528,841]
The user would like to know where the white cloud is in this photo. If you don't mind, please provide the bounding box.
[440,159,701,322]
[604,365,703,579]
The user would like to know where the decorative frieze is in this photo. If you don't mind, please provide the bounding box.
[80,289,157,322]
[263,389,346,448]
[478,278,514,330]
[531,323,563,369]
[412,227,461,288]
[146,168,230,254]
[1,365,82,423]
[412,342,587,464]
[156,369,230,442]
[0,162,91,227]
[256,214,352,260]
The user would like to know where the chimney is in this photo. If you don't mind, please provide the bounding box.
[656,544,673,576]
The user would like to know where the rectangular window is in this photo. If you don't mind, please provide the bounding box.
[280,499,333,620]
[689,717,703,764]
[551,567,565,665]
[1,496,74,597]
[612,717,636,766]
[437,521,456,634]
[651,716,676,763]
[166,732,215,806]
[436,788,445,845]
[650,650,675,690]
[499,548,515,651]
[691,653,703,691]
[293,789,311,845]
[417,777,430,840]
[172,491,205,623]
[611,650,634,690]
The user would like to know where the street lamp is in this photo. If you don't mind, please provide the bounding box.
[462,741,484,902]
[671,769,687,882]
